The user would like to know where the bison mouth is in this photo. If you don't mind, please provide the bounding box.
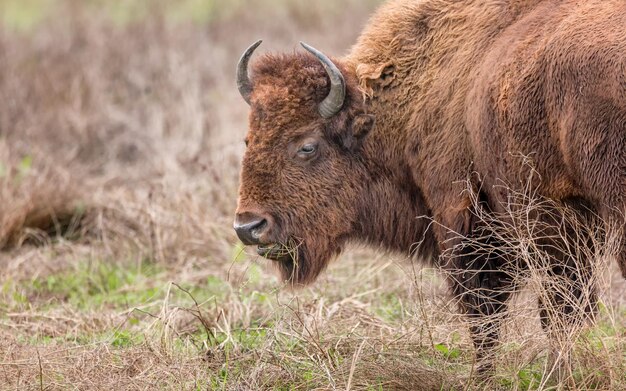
[253,237,342,286]
[256,243,295,262]
[256,239,311,284]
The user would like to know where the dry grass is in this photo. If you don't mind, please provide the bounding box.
[0,0,624,390]
[441,167,626,389]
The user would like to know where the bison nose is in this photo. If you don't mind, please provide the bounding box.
[233,212,269,245]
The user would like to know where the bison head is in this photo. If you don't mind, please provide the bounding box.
[234,41,375,286]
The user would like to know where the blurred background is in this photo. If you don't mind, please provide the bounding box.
[0,0,380,260]
[0,0,382,275]
[0,1,624,389]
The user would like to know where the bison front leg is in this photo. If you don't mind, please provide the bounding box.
[445,246,516,374]
[536,212,598,382]
[435,203,516,374]
[537,277,596,383]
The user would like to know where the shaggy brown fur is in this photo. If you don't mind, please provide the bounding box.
[235,0,626,371]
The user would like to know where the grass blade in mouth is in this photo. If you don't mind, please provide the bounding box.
[257,241,301,261]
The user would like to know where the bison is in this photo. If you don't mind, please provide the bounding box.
[233,0,626,372]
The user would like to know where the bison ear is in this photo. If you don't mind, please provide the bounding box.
[352,114,374,140]
[336,113,374,150]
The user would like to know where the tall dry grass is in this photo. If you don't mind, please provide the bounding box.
[439,165,626,388]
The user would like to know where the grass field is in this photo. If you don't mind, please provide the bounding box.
[0,0,625,389]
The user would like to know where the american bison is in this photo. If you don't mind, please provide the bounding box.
[233,0,626,371]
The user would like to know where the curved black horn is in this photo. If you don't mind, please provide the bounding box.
[237,40,262,105]
[300,42,346,118]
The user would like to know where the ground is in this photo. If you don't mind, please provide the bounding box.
[0,0,624,389]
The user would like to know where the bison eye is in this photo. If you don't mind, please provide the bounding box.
[297,143,317,157]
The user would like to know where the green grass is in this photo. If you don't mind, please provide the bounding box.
[2,261,160,311]
[0,0,381,31]
[0,0,53,31]
[1,252,624,389]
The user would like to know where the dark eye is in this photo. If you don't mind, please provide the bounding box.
[244,138,249,147]
[298,143,317,156]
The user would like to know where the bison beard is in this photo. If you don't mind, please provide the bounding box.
[261,238,343,286]
[234,0,626,376]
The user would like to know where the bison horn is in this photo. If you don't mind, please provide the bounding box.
[300,42,346,118]
[236,40,262,105]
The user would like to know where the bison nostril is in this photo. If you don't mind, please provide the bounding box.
[233,214,269,245]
